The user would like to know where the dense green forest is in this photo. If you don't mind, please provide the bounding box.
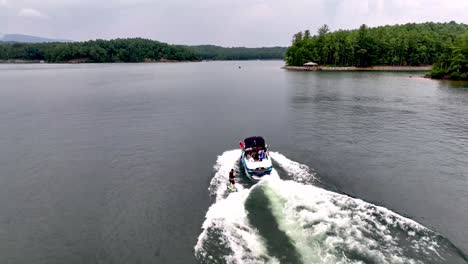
[430,33,468,80]
[186,45,286,60]
[0,38,286,62]
[285,22,468,72]
[0,38,199,62]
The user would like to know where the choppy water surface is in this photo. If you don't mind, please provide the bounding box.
[0,62,467,263]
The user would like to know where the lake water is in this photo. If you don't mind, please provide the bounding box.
[0,61,467,263]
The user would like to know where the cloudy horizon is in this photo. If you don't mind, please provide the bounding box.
[1,0,467,47]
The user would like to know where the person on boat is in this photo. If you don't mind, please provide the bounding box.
[239,141,245,149]
[258,150,265,161]
[247,153,254,162]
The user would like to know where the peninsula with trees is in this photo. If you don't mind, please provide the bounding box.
[284,22,468,80]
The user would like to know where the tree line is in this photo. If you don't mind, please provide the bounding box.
[0,38,199,62]
[285,22,468,80]
[186,45,286,60]
[0,39,286,63]
[430,33,468,80]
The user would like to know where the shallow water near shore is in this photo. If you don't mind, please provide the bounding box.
[0,61,467,263]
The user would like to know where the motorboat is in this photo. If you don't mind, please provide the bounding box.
[240,136,273,181]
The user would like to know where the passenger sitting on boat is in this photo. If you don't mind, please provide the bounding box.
[258,150,265,161]
[253,152,258,161]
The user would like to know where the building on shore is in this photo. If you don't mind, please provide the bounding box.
[303,61,319,70]
[304,62,318,66]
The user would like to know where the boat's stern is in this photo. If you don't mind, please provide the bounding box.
[241,158,273,181]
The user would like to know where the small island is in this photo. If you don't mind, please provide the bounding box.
[283,22,468,80]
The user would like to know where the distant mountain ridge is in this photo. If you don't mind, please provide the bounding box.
[0,34,71,43]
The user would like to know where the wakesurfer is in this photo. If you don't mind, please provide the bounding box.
[229,169,236,185]
[227,168,238,192]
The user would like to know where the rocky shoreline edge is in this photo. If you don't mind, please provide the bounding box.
[282,65,432,71]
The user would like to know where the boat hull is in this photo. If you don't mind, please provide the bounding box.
[241,155,272,181]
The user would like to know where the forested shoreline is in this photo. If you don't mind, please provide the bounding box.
[185,45,286,60]
[285,22,468,80]
[430,33,468,80]
[0,38,286,63]
[0,38,199,63]
[2,23,467,81]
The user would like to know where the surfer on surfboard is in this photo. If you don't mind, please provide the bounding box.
[227,169,237,192]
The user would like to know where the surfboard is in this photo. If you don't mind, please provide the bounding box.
[227,184,238,192]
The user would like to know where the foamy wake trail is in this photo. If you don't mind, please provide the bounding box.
[197,150,280,263]
[270,152,316,183]
[207,149,244,201]
[196,150,456,264]
[261,177,444,264]
[195,188,279,264]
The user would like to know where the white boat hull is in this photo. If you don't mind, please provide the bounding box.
[241,152,273,181]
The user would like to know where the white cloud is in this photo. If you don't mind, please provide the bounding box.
[18,8,47,18]
[1,0,468,46]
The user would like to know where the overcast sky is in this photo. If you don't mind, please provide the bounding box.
[0,0,467,47]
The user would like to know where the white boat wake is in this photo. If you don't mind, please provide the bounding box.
[195,150,465,264]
